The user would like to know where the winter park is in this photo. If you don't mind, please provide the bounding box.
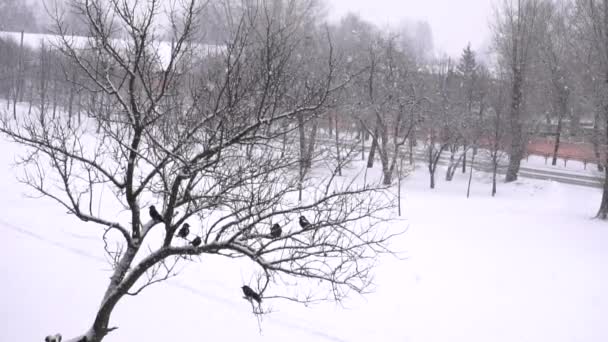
[1,0,608,341]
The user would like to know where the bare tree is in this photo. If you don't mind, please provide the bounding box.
[574,0,608,218]
[13,31,25,119]
[571,1,605,173]
[0,1,398,341]
[360,34,416,185]
[423,56,456,189]
[465,63,490,198]
[536,0,575,166]
[494,0,542,182]
[487,74,510,197]
[331,12,377,162]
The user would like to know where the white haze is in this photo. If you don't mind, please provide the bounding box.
[326,0,494,58]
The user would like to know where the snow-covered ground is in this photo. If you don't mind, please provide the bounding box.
[1,134,608,341]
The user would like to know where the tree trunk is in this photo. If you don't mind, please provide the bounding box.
[301,117,319,170]
[598,150,608,219]
[492,99,503,196]
[68,82,75,128]
[378,119,392,185]
[27,83,33,116]
[39,45,48,124]
[334,113,342,176]
[409,137,414,165]
[598,119,608,219]
[367,127,378,168]
[593,108,604,172]
[551,112,564,166]
[506,69,524,182]
[446,147,456,181]
[492,153,498,197]
[596,0,608,219]
[361,130,365,161]
[280,120,289,159]
[467,151,476,198]
[298,113,307,169]
[85,245,140,342]
[398,153,403,216]
[382,164,392,185]
[52,78,58,120]
[12,31,24,119]
[462,146,467,173]
[297,113,306,202]
[428,146,437,189]
[5,70,11,109]
[360,121,366,161]
[78,91,82,124]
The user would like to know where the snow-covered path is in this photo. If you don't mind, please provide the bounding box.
[1,137,607,342]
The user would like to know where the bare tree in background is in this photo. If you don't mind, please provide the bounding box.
[463,59,490,198]
[573,0,608,218]
[537,0,574,166]
[494,0,542,182]
[457,43,478,176]
[424,56,456,189]
[0,1,398,341]
[331,12,377,161]
[487,74,510,196]
[360,34,416,185]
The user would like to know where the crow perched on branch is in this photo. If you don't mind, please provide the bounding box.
[299,215,311,228]
[177,223,190,238]
[149,205,163,223]
[45,334,62,342]
[241,285,262,304]
[191,236,202,247]
[270,223,282,238]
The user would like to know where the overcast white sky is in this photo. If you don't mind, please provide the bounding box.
[326,0,495,58]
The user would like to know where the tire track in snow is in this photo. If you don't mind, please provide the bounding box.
[0,218,106,263]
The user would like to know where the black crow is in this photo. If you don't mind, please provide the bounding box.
[149,205,163,222]
[299,215,311,228]
[191,236,202,247]
[241,285,262,304]
[270,223,282,238]
[45,334,62,342]
[177,223,190,238]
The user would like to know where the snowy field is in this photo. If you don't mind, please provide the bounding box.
[1,135,608,342]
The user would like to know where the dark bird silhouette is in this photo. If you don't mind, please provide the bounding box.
[270,223,282,238]
[241,285,262,304]
[177,223,190,238]
[149,205,163,222]
[299,215,311,229]
[191,236,202,247]
[45,334,62,342]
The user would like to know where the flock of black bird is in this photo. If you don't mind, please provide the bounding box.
[42,210,315,340]
[148,205,314,306]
